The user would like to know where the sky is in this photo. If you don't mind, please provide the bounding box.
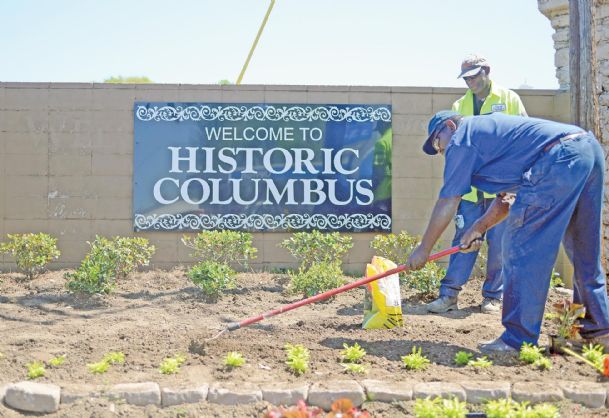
[0,0,559,89]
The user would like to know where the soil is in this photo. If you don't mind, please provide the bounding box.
[0,268,607,417]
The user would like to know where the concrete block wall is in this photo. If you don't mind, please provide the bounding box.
[0,83,569,274]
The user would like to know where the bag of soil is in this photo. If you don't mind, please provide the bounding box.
[362,256,403,329]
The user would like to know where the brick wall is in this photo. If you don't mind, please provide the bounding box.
[0,83,568,273]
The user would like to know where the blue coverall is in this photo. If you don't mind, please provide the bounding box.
[439,113,609,348]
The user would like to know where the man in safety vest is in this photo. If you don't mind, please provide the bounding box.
[426,54,527,315]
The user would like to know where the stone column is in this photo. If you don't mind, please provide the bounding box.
[538,0,609,267]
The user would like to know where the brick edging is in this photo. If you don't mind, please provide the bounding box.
[1,379,607,413]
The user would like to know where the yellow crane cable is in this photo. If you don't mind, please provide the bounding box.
[236,0,275,85]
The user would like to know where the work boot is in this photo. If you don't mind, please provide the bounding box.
[481,297,501,314]
[426,296,458,313]
[479,337,518,354]
[583,333,609,351]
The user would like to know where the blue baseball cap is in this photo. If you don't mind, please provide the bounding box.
[422,110,460,155]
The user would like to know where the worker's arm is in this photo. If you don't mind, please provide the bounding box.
[460,194,511,253]
[406,196,461,270]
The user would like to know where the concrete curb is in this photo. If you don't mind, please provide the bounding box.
[0,379,607,412]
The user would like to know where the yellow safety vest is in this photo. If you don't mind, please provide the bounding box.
[452,81,527,202]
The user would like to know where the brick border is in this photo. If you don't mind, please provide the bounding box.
[1,380,608,413]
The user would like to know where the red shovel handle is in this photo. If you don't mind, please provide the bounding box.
[226,245,461,331]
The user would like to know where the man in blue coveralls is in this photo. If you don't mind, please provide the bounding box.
[406,110,609,353]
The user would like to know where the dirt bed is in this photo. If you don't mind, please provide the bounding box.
[0,268,607,417]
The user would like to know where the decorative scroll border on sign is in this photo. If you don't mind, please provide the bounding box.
[134,213,391,231]
[135,104,391,123]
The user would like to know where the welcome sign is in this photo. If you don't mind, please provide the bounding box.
[133,102,392,232]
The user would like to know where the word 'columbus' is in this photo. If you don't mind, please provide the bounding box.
[153,178,374,206]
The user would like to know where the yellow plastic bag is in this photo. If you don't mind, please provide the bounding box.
[362,256,403,329]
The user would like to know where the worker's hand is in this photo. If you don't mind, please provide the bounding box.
[406,245,430,271]
[460,229,483,253]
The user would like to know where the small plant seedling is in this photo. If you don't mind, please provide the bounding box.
[26,361,45,379]
[414,397,442,418]
[87,361,110,374]
[454,351,473,366]
[49,355,66,367]
[468,356,493,368]
[159,354,187,375]
[284,343,310,376]
[340,342,366,363]
[103,352,125,365]
[485,398,516,417]
[223,352,246,368]
[439,397,469,416]
[552,299,586,339]
[401,346,430,370]
[534,356,553,370]
[341,363,368,374]
[583,343,605,368]
[519,343,544,364]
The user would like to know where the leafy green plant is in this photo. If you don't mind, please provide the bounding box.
[159,354,186,375]
[280,230,352,270]
[26,361,45,379]
[583,343,605,368]
[534,356,552,370]
[549,269,564,288]
[288,262,345,297]
[182,230,257,267]
[414,397,442,418]
[87,351,125,374]
[285,343,310,376]
[485,399,559,418]
[103,351,125,365]
[454,351,473,366]
[187,260,237,300]
[468,356,492,368]
[340,342,366,363]
[0,233,60,279]
[552,299,586,339]
[414,397,468,418]
[223,352,246,368]
[401,346,430,370]
[519,343,544,364]
[65,236,155,294]
[342,363,368,374]
[48,355,66,367]
[87,361,109,374]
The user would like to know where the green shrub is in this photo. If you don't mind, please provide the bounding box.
[280,230,352,270]
[370,231,419,269]
[187,260,236,299]
[370,231,445,295]
[404,261,445,297]
[65,236,155,294]
[288,262,345,297]
[0,233,60,279]
[181,230,257,267]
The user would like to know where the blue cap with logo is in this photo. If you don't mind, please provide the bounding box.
[422,110,460,155]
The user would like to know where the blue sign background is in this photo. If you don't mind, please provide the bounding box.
[133,103,392,232]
